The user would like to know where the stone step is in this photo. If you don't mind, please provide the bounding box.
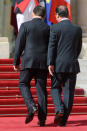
[76,59,87,94]
[76,80,87,85]
[77,59,87,86]
[79,59,87,66]
[76,81,87,95]
[0,37,9,58]
[77,72,87,81]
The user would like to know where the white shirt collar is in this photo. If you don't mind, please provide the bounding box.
[60,18,69,22]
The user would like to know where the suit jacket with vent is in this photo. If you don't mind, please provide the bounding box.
[14,18,50,70]
[47,20,82,74]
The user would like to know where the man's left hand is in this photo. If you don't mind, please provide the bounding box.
[48,65,54,76]
[13,65,20,71]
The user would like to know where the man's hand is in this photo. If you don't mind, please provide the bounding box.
[48,65,54,76]
[13,65,20,71]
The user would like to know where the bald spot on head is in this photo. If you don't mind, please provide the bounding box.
[55,5,69,18]
[58,5,66,11]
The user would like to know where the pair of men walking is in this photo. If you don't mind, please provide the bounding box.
[13,5,82,126]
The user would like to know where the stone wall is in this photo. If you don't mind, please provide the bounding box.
[76,0,87,37]
[70,0,87,59]
[0,0,13,37]
[0,0,15,58]
[71,0,87,37]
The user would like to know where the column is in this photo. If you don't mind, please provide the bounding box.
[0,0,4,36]
[71,0,77,24]
[0,0,15,58]
[76,0,87,37]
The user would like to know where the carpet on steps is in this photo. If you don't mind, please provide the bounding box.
[0,73,51,79]
[0,65,15,72]
[0,88,51,96]
[0,73,19,79]
[0,59,13,64]
[0,106,87,115]
[0,97,87,105]
[0,80,51,87]
[0,87,85,96]
[0,59,86,116]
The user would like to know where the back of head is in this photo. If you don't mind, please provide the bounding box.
[33,5,46,18]
[55,5,69,18]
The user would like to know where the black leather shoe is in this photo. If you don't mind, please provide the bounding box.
[59,121,66,127]
[37,121,45,127]
[54,110,64,125]
[25,106,38,124]
[59,115,68,126]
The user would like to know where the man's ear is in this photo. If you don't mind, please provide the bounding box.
[32,12,34,18]
[42,15,45,20]
[55,14,59,21]
[56,14,59,19]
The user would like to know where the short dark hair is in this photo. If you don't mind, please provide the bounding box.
[55,5,69,18]
[33,5,46,18]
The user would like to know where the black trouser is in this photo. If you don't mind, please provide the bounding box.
[51,73,76,122]
[19,68,48,122]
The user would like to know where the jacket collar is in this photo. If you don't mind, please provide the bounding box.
[60,18,69,22]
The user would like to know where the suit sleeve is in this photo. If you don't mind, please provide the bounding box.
[47,25,57,65]
[77,28,82,58]
[13,23,26,66]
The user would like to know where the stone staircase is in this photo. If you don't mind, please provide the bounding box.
[0,37,9,58]
[0,59,87,116]
[76,59,87,95]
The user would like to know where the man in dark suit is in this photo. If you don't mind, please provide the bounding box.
[47,5,82,126]
[13,5,50,126]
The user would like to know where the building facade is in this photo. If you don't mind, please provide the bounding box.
[0,0,87,58]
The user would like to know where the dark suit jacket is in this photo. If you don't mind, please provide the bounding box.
[47,20,82,74]
[14,18,50,70]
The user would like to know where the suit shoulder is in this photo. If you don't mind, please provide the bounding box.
[42,20,50,28]
[72,23,82,31]
[40,21,50,32]
[51,23,58,28]
[72,24,82,37]
[50,23,59,31]
[23,20,32,27]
